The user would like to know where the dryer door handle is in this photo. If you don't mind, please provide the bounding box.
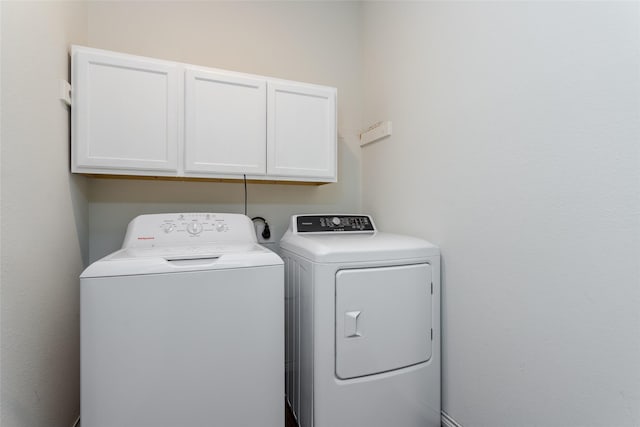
[344,311,362,338]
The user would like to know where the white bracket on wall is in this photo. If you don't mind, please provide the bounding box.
[360,120,392,146]
[59,80,71,106]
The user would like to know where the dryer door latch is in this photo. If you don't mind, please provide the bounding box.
[344,311,362,338]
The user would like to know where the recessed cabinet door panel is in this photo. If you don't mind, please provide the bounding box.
[185,69,266,175]
[267,83,336,180]
[335,264,432,379]
[73,50,179,172]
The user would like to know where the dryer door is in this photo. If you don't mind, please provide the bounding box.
[335,263,432,379]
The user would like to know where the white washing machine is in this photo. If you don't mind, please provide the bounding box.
[280,214,440,427]
[81,213,283,427]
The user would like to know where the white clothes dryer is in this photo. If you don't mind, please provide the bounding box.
[279,214,440,427]
[81,213,283,427]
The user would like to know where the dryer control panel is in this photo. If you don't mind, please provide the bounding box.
[295,215,375,233]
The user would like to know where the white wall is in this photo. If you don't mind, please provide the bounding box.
[0,2,3,418]
[1,2,88,426]
[361,2,640,427]
[85,1,363,261]
[2,3,638,427]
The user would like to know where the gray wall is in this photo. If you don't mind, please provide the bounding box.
[85,1,364,261]
[361,2,640,426]
[1,2,88,426]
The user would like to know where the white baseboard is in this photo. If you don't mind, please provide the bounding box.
[442,411,463,427]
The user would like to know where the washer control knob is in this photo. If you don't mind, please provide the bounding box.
[187,222,203,235]
[163,224,175,233]
[332,216,341,226]
[216,223,226,232]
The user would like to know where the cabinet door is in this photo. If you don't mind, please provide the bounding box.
[267,83,336,181]
[185,69,266,175]
[72,48,179,173]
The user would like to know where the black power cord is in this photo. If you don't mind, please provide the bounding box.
[243,174,247,216]
[251,216,271,240]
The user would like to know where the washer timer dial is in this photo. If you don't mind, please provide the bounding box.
[186,222,203,235]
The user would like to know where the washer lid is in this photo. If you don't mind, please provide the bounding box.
[279,231,439,263]
[81,242,282,278]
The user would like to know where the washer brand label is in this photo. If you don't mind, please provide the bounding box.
[137,236,155,240]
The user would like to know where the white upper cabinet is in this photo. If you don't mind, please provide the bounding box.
[72,47,179,174]
[184,68,266,176]
[71,46,337,183]
[267,83,336,180]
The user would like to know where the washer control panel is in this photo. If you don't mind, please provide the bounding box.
[161,213,230,236]
[295,215,375,233]
[122,213,253,248]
